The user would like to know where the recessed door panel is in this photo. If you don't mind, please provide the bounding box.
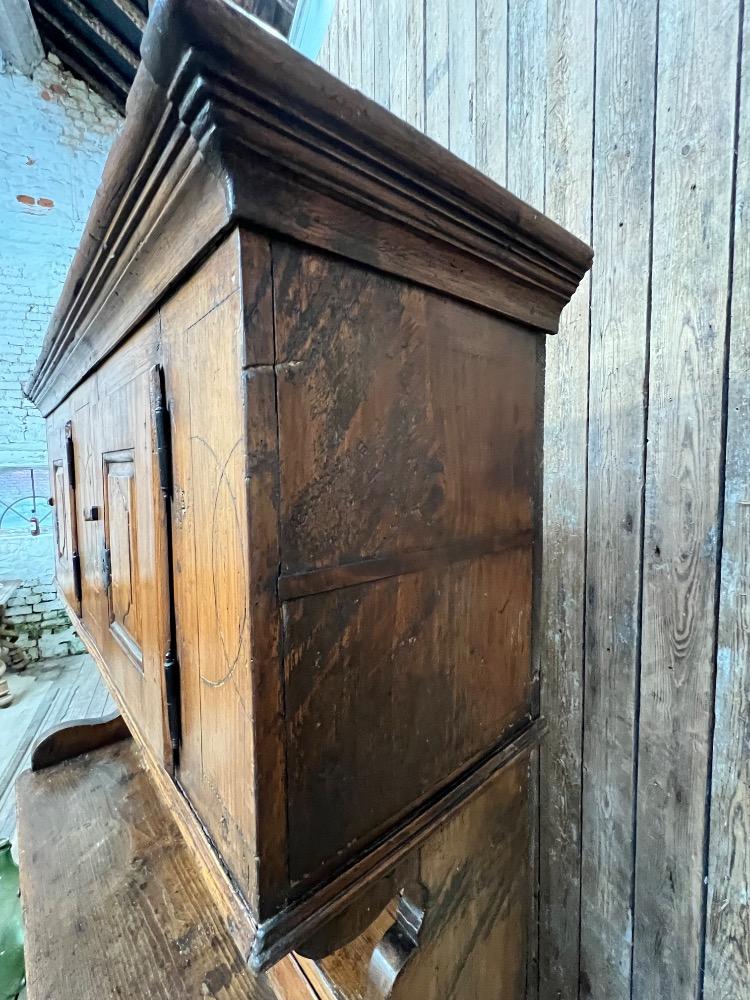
[103,449,143,670]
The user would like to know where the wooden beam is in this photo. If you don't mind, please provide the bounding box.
[0,0,44,74]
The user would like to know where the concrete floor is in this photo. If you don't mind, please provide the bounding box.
[0,654,113,843]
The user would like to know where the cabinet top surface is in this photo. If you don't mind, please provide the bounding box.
[28,0,592,414]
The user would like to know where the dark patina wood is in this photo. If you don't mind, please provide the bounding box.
[26,1,592,996]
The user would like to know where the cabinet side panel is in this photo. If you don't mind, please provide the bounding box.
[284,547,533,882]
[274,244,540,887]
[273,245,536,573]
[161,233,258,905]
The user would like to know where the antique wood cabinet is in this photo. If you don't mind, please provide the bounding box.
[28,2,592,996]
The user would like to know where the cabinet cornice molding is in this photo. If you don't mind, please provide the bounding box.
[28,0,592,416]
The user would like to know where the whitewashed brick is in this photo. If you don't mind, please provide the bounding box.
[0,57,120,662]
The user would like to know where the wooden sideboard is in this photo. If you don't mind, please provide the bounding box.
[26,1,592,995]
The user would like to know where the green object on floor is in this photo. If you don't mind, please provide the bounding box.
[0,839,24,999]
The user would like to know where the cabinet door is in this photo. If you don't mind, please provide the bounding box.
[91,321,171,766]
[46,410,81,617]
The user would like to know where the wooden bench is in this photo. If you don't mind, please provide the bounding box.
[16,734,286,999]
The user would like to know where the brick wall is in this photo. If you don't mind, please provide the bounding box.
[2,580,83,661]
[0,54,120,660]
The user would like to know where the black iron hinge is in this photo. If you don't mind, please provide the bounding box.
[164,646,181,760]
[101,545,111,591]
[65,421,82,606]
[64,420,76,491]
[151,365,181,764]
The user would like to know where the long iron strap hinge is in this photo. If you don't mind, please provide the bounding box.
[150,364,181,764]
[65,421,82,605]
[64,420,76,491]
[153,376,173,500]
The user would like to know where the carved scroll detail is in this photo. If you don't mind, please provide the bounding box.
[31,711,130,771]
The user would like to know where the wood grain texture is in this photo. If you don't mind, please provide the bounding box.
[17,741,277,1000]
[30,710,130,770]
[160,233,259,907]
[537,1,595,996]
[704,9,750,995]
[54,318,173,769]
[579,2,657,997]
[251,724,543,973]
[505,11,547,994]
[272,244,538,575]
[424,0,449,148]
[476,0,507,185]
[633,1,739,996]
[320,3,750,999]
[448,0,476,166]
[284,548,534,884]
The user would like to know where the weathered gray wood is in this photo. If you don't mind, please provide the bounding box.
[579,3,657,998]
[476,0,507,184]
[424,0,449,148]
[317,9,329,70]
[537,1,595,996]
[703,7,749,997]
[346,0,360,91]
[372,0,388,108]
[386,0,405,121]
[507,0,545,212]
[359,0,374,98]
[633,0,740,997]
[337,0,350,90]
[404,0,423,131]
[326,0,338,76]
[506,5,546,995]
[0,0,43,73]
[447,0,475,165]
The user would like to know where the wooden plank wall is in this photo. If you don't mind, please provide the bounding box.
[318,1,749,998]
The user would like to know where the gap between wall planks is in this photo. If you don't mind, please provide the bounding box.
[317,1,748,998]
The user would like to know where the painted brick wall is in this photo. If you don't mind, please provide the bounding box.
[0,53,120,660]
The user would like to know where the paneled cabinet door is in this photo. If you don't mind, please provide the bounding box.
[89,322,172,766]
[46,409,82,618]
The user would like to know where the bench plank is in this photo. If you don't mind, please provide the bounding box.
[16,739,278,1000]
